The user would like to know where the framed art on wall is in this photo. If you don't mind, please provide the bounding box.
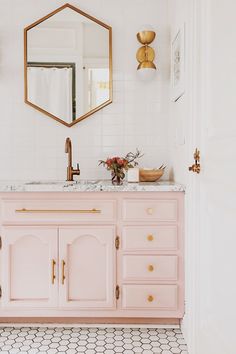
[171,24,185,102]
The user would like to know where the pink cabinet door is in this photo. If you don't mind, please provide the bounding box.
[1,226,58,308]
[59,226,116,309]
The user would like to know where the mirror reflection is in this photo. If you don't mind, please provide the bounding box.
[25,4,112,127]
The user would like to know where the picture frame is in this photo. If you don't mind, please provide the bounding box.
[171,24,185,102]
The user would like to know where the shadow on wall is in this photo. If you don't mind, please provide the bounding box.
[169,167,174,182]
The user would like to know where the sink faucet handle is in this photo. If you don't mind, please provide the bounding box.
[77,163,80,171]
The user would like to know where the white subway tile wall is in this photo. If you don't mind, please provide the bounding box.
[0,0,170,181]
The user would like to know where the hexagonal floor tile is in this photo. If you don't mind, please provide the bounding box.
[0,326,188,353]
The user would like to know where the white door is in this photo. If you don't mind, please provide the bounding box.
[1,226,58,308]
[186,1,236,353]
[59,226,116,309]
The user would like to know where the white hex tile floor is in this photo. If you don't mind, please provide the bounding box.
[0,327,188,353]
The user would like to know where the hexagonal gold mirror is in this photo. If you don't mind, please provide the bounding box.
[24,3,112,127]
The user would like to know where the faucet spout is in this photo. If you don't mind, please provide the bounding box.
[65,137,80,181]
[65,137,72,168]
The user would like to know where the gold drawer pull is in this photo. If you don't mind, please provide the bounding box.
[51,259,56,284]
[146,208,153,215]
[147,295,154,302]
[61,260,66,285]
[148,264,154,272]
[147,234,154,241]
[15,208,101,214]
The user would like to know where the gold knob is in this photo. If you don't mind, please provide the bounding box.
[148,265,154,272]
[147,208,153,215]
[148,295,154,302]
[147,234,154,241]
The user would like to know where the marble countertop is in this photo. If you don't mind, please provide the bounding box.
[0,180,185,192]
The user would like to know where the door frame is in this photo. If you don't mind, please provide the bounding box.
[181,0,210,352]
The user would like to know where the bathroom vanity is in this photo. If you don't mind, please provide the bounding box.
[0,181,184,323]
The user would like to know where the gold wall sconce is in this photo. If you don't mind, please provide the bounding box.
[136,29,156,80]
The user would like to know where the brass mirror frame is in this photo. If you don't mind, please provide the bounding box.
[24,3,113,127]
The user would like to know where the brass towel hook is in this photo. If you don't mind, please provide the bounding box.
[189,148,201,174]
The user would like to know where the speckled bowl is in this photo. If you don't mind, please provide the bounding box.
[139,168,164,182]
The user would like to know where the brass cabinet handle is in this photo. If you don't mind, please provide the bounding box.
[61,260,66,285]
[51,259,56,284]
[148,265,154,272]
[115,285,120,300]
[15,208,101,214]
[147,234,154,241]
[147,295,154,302]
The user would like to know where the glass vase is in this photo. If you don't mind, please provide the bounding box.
[111,172,124,185]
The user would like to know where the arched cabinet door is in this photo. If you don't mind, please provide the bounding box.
[1,226,58,308]
[59,226,116,309]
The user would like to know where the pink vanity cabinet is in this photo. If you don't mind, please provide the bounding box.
[0,191,184,322]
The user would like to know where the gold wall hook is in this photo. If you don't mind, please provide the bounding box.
[189,148,201,174]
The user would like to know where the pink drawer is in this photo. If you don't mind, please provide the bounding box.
[122,255,178,281]
[1,199,116,223]
[123,199,177,222]
[122,225,178,251]
[122,284,178,310]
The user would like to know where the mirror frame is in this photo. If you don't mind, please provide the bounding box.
[24,3,112,127]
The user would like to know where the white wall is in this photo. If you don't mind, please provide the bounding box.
[0,0,170,181]
[168,0,191,185]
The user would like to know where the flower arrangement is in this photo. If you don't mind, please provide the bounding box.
[99,149,143,185]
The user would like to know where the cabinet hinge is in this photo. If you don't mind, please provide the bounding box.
[0,286,2,298]
[0,236,2,250]
[115,285,120,300]
[115,236,120,250]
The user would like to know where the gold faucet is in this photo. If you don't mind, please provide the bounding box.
[65,137,80,181]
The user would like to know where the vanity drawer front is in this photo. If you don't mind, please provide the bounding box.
[122,226,178,251]
[122,255,178,281]
[123,199,178,222]
[122,284,178,310]
[2,199,116,222]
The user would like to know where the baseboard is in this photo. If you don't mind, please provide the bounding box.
[0,317,180,328]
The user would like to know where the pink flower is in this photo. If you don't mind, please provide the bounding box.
[117,158,124,166]
[106,158,112,166]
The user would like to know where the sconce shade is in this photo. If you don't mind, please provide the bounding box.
[137,66,156,81]
[137,31,156,45]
